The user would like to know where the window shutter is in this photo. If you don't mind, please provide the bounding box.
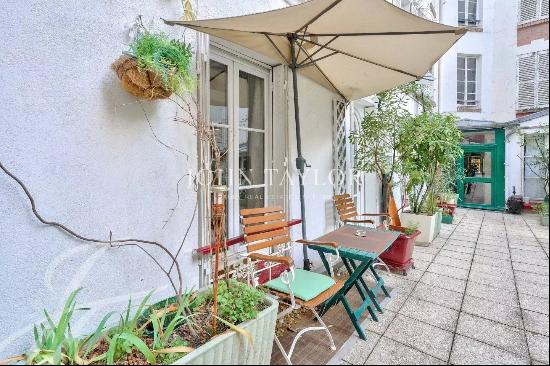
[518,53,537,110]
[542,0,549,18]
[519,0,538,22]
[538,51,549,107]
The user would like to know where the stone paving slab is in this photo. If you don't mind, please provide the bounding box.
[418,272,467,294]
[523,310,550,336]
[449,335,530,365]
[526,332,550,364]
[385,315,454,360]
[461,295,523,329]
[456,313,529,357]
[364,337,443,365]
[399,297,460,332]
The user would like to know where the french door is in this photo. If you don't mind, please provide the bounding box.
[457,129,505,210]
[209,50,271,237]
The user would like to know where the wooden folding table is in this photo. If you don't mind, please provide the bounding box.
[308,225,401,340]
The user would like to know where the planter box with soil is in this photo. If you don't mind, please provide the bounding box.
[400,211,442,246]
[172,295,278,365]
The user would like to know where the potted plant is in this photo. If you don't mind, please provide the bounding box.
[379,224,421,275]
[398,111,463,245]
[535,201,549,226]
[441,211,454,224]
[350,82,431,226]
[112,31,194,100]
[14,282,278,366]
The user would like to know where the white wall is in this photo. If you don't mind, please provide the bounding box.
[287,74,341,268]
[0,0,293,358]
[438,0,518,123]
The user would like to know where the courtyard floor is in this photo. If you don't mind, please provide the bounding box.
[335,208,549,365]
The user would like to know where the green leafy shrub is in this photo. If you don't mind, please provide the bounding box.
[403,223,419,236]
[198,280,265,325]
[535,202,549,217]
[399,112,463,214]
[129,32,194,94]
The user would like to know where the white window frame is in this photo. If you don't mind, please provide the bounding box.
[209,48,272,238]
[518,0,549,24]
[457,55,481,107]
[458,0,481,26]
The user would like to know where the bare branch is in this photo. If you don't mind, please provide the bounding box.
[0,161,184,296]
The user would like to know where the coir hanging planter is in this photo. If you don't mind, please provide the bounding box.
[112,32,194,100]
[112,55,172,100]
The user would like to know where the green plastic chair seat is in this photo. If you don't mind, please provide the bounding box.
[265,269,336,302]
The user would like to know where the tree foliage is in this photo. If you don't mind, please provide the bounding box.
[399,112,463,214]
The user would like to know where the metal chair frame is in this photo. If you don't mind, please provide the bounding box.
[239,206,344,365]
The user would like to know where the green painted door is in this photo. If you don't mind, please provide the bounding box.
[457,129,505,211]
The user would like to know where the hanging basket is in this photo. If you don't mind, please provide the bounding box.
[111,55,172,100]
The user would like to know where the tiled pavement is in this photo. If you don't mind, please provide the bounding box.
[338,208,549,365]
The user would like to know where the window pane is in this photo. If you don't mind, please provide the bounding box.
[213,126,229,185]
[239,71,265,130]
[458,57,465,69]
[462,131,496,144]
[467,58,476,69]
[524,157,543,178]
[239,130,265,186]
[467,82,476,94]
[467,69,476,82]
[468,0,477,21]
[210,60,228,125]
[457,92,465,102]
[465,152,492,178]
[239,187,265,211]
[464,183,492,205]
[457,69,465,81]
[457,81,465,93]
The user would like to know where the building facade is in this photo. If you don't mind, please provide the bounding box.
[0,0,381,358]
[436,0,549,209]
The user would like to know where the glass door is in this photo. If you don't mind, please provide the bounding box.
[209,52,271,237]
[457,129,505,210]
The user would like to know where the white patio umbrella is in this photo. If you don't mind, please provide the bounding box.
[165,0,465,269]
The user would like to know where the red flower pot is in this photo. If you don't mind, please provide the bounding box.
[437,203,456,216]
[379,225,421,275]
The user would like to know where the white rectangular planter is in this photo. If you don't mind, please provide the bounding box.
[400,211,442,246]
[172,295,278,365]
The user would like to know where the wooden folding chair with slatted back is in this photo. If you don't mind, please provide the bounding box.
[334,193,390,227]
[240,206,348,365]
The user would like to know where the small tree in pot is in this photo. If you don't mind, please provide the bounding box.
[350,82,432,226]
[398,112,463,244]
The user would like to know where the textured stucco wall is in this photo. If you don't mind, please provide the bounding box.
[0,0,291,358]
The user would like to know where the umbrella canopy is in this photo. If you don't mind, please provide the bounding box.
[165,0,465,101]
[165,0,465,269]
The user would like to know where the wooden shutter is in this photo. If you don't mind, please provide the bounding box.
[542,0,549,18]
[519,0,538,22]
[538,51,549,107]
[518,53,537,110]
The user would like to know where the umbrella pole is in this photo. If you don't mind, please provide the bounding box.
[289,35,312,271]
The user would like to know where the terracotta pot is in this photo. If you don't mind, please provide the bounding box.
[379,225,421,273]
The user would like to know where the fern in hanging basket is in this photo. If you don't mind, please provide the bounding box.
[112,32,194,100]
